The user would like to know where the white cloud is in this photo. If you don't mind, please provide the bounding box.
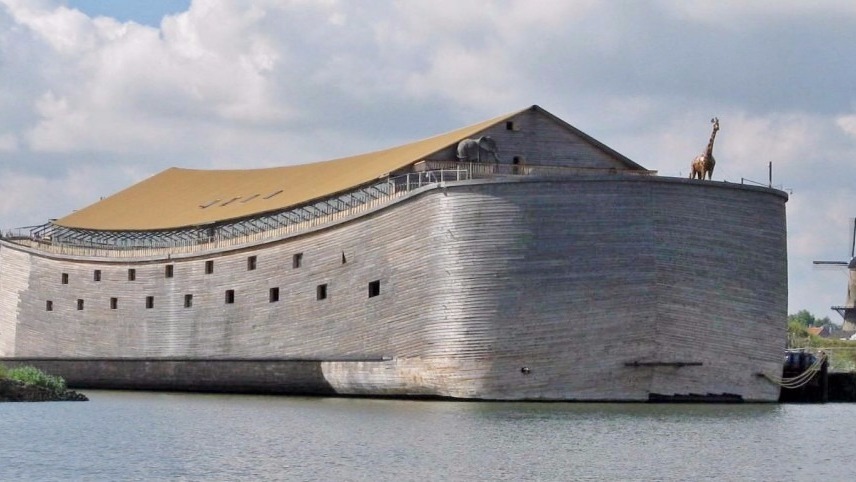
[662,0,856,24]
[4,0,307,155]
[0,132,17,151]
[1,1,96,54]
[836,115,856,138]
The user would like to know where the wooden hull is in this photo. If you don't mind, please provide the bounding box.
[0,176,788,401]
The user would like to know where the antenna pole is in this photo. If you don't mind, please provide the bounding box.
[768,161,772,188]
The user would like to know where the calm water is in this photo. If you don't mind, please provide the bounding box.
[2,391,856,481]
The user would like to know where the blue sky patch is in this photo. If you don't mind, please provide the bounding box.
[66,0,191,26]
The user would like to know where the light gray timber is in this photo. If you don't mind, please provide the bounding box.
[0,176,787,401]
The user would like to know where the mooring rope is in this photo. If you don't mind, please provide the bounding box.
[761,352,826,389]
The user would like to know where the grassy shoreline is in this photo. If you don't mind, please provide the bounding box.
[0,364,87,402]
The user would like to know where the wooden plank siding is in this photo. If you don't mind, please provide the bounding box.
[426,108,640,171]
[0,176,787,400]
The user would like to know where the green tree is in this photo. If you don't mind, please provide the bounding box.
[787,310,832,327]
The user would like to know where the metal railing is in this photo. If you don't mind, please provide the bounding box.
[415,160,656,178]
[1,161,650,258]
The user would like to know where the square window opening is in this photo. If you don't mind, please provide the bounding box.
[93,270,101,282]
[165,265,174,278]
[269,287,280,303]
[225,289,235,304]
[293,253,303,269]
[247,256,257,271]
[46,300,53,312]
[77,299,84,310]
[61,273,68,285]
[128,268,136,281]
[184,294,193,308]
[110,297,118,310]
[145,296,154,309]
[316,283,327,300]
[368,280,381,298]
[205,260,214,274]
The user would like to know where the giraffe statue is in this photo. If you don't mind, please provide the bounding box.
[690,117,719,180]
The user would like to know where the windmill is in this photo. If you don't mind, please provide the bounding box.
[813,218,856,331]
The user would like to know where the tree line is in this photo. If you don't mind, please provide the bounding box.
[788,309,834,329]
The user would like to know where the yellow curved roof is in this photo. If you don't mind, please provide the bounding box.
[56,110,523,231]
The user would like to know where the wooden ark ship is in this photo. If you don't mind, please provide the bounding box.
[0,106,788,401]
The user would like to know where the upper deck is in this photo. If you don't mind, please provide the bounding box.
[1,162,655,259]
[1,105,658,258]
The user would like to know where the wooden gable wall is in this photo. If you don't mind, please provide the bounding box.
[426,108,642,171]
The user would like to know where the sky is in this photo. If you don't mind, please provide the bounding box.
[2,0,856,321]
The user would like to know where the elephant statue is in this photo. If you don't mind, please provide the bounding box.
[456,136,500,163]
